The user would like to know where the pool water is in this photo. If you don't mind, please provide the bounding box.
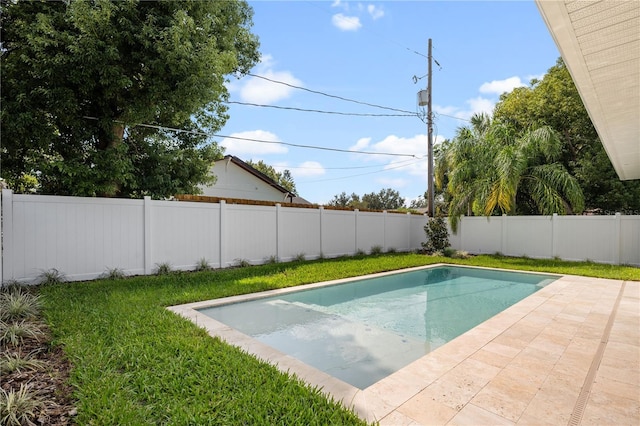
[198,266,557,389]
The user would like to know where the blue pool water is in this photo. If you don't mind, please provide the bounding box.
[199,266,558,389]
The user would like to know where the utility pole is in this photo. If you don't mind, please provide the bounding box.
[416,39,434,217]
[426,38,434,217]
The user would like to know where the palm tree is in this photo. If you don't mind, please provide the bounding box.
[441,113,584,231]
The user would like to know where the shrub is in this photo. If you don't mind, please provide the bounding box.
[387,247,397,254]
[442,247,457,258]
[422,216,450,254]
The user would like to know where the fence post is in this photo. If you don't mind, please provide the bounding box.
[501,214,508,256]
[614,212,621,265]
[383,210,388,252]
[275,203,282,261]
[143,196,152,275]
[219,200,226,268]
[551,213,558,259]
[407,212,411,251]
[354,209,359,253]
[1,189,14,284]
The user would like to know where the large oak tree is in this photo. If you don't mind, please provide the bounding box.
[1,0,260,198]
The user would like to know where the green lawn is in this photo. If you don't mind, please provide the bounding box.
[40,254,639,425]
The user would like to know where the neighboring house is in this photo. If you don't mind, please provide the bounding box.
[198,155,310,204]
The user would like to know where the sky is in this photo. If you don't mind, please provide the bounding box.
[218,0,561,206]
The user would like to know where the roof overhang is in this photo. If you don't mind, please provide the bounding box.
[535,0,639,180]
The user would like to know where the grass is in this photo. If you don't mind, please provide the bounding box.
[38,253,639,424]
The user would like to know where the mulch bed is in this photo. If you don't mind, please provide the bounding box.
[2,322,77,425]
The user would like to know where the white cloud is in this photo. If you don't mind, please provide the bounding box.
[220,130,288,156]
[240,70,302,104]
[332,13,362,31]
[293,161,326,178]
[349,137,372,151]
[367,4,384,20]
[479,76,526,96]
[465,97,495,116]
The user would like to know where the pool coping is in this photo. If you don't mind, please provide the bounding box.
[167,264,639,425]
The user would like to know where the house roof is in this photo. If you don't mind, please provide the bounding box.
[535,0,640,180]
[217,156,309,203]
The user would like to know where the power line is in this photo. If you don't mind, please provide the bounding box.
[225,101,417,117]
[278,157,423,171]
[82,116,418,158]
[301,158,426,184]
[246,73,416,115]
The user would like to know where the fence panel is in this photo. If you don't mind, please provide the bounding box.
[356,211,385,253]
[460,217,503,254]
[504,216,553,259]
[321,209,356,257]
[620,216,640,265]
[224,204,277,266]
[410,215,429,249]
[5,193,145,282]
[278,207,321,261]
[150,200,221,270]
[554,216,616,263]
[385,213,411,252]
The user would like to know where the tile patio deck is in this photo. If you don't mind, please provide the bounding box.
[169,267,640,426]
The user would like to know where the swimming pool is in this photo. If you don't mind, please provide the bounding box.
[196,265,558,389]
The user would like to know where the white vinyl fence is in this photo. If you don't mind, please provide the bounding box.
[1,190,638,284]
[0,190,428,283]
[448,214,640,266]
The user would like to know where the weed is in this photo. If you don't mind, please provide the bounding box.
[0,384,45,426]
[195,258,211,272]
[387,247,397,254]
[0,320,44,347]
[294,253,306,262]
[37,268,65,286]
[355,249,366,256]
[102,267,126,280]
[264,255,278,265]
[370,245,383,255]
[0,352,46,375]
[234,259,251,268]
[154,263,172,275]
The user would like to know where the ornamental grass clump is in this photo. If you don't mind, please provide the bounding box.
[0,288,42,322]
[0,320,44,347]
[0,385,45,426]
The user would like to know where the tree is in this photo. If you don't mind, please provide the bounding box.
[1,0,260,198]
[493,58,640,213]
[326,189,405,210]
[246,160,297,195]
[442,113,584,231]
[362,188,405,210]
[326,192,363,208]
